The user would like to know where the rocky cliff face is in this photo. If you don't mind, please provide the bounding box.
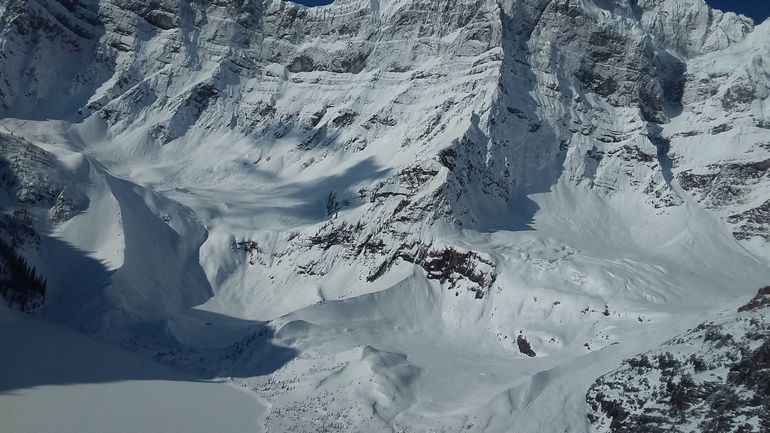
[1,0,769,432]
[588,286,770,433]
[2,1,767,308]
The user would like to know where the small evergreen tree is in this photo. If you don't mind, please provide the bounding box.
[0,238,46,312]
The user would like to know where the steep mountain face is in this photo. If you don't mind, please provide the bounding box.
[1,0,769,432]
[0,131,212,329]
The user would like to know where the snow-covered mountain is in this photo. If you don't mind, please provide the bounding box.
[0,0,768,431]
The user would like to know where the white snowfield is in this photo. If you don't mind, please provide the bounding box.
[0,0,769,432]
[0,306,265,433]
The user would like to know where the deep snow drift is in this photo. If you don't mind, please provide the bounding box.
[0,0,769,432]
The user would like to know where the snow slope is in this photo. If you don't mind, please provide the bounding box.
[0,0,768,432]
[588,286,770,433]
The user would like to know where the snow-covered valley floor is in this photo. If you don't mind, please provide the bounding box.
[0,306,266,433]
